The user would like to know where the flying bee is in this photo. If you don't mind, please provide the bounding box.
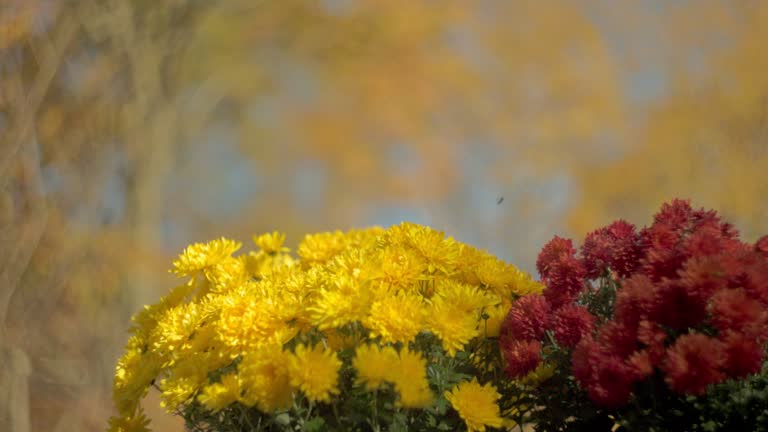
[496,196,504,205]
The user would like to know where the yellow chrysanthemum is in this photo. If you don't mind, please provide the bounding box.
[198,373,241,411]
[376,246,426,289]
[391,348,434,408]
[308,274,372,329]
[159,353,218,412]
[445,378,504,432]
[107,407,151,432]
[425,296,480,356]
[214,290,298,356]
[454,244,487,286]
[352,344,399,390]
[434,279,499,314]
[297,231,348,266]
[203,255,248,293]
[511,269,546,296]
[172,237,241,277]
[481,300,512,338]
[239,344,293,412]
[390,222,460,276]
[288,344,341,403]
[253,231,289,254]
[474,256,544,299]
[130,280,197,341]
[365,291,425,344]
[113,347,162,416]
[517,362,556,386]
[149,302,209,357]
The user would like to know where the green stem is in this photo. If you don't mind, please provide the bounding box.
[372,388,381,432]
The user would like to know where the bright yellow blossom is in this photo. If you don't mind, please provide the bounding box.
[391,348,434,408]
[297,231,348,266]
[308,274,372,329]
[365,291,425,344]
[107,407,151,432]
[213,290,298,356]
[426,296,481,356]
[288,344,341,403]
[388,222,460,276]
[481,300,512,338]
[435,279,499,314]
[159,353,218,412]
[253,231,289,254]
[239,344,293,412]
[113,347,162,416]
[172,237,241,277]
[376,246,426,289]
[198,373,241,411]
[352,344,399,390]
[445,378,504,432]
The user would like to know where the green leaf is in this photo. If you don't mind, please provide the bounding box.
[304,417,326,432]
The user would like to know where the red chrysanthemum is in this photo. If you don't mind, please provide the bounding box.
[581,220,641,279]
[649,279,708,330]
[549,304,595,348]
[614,274,656,327]
[682,221,741,257]
[571,337,637,408]
[653,199,696,228]
[756,235,768,258]
[597,320,638,358]
[536,236,577,279]
[542,255,586,309]
[501,339,542,378]
[640,223,687,282]
[627,350,654,380]
[662,333,725,395]
[677,256,727,304]
[743,258,768,306]
[571,337,598,383]
[501,294,551,341]
[636,320,667,365]
[708,288,768,340]
[719,331,765,378]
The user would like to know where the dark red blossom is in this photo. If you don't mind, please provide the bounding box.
[597,320,638,358]
[627,350,654,380]
[536,236,577,279]
[720,331,764,378]
[581,220,642,278]
[756,235,768,257]
[640,223,687,281]
[677,256,727,304]
[501,294,551,341]
[649,279,708,330]
[549,304,595,348]
[743,259,768,306]
[682,221,741,257]
[542,255,586,309]
[571,337,637,408]
[709,289,768,340]
[502,339,542,378]
[614,274,656,327]
[653,199,696,228]
[636,320,667,365]
[662,333,725,395]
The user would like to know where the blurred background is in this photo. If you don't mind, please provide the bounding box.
[1,0,767,430]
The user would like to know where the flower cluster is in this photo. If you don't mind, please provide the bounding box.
[108,223,542,432]
[504,199,768,422]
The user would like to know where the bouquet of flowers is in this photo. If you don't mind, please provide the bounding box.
[500,199,768,431]
[107,223,544,432]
